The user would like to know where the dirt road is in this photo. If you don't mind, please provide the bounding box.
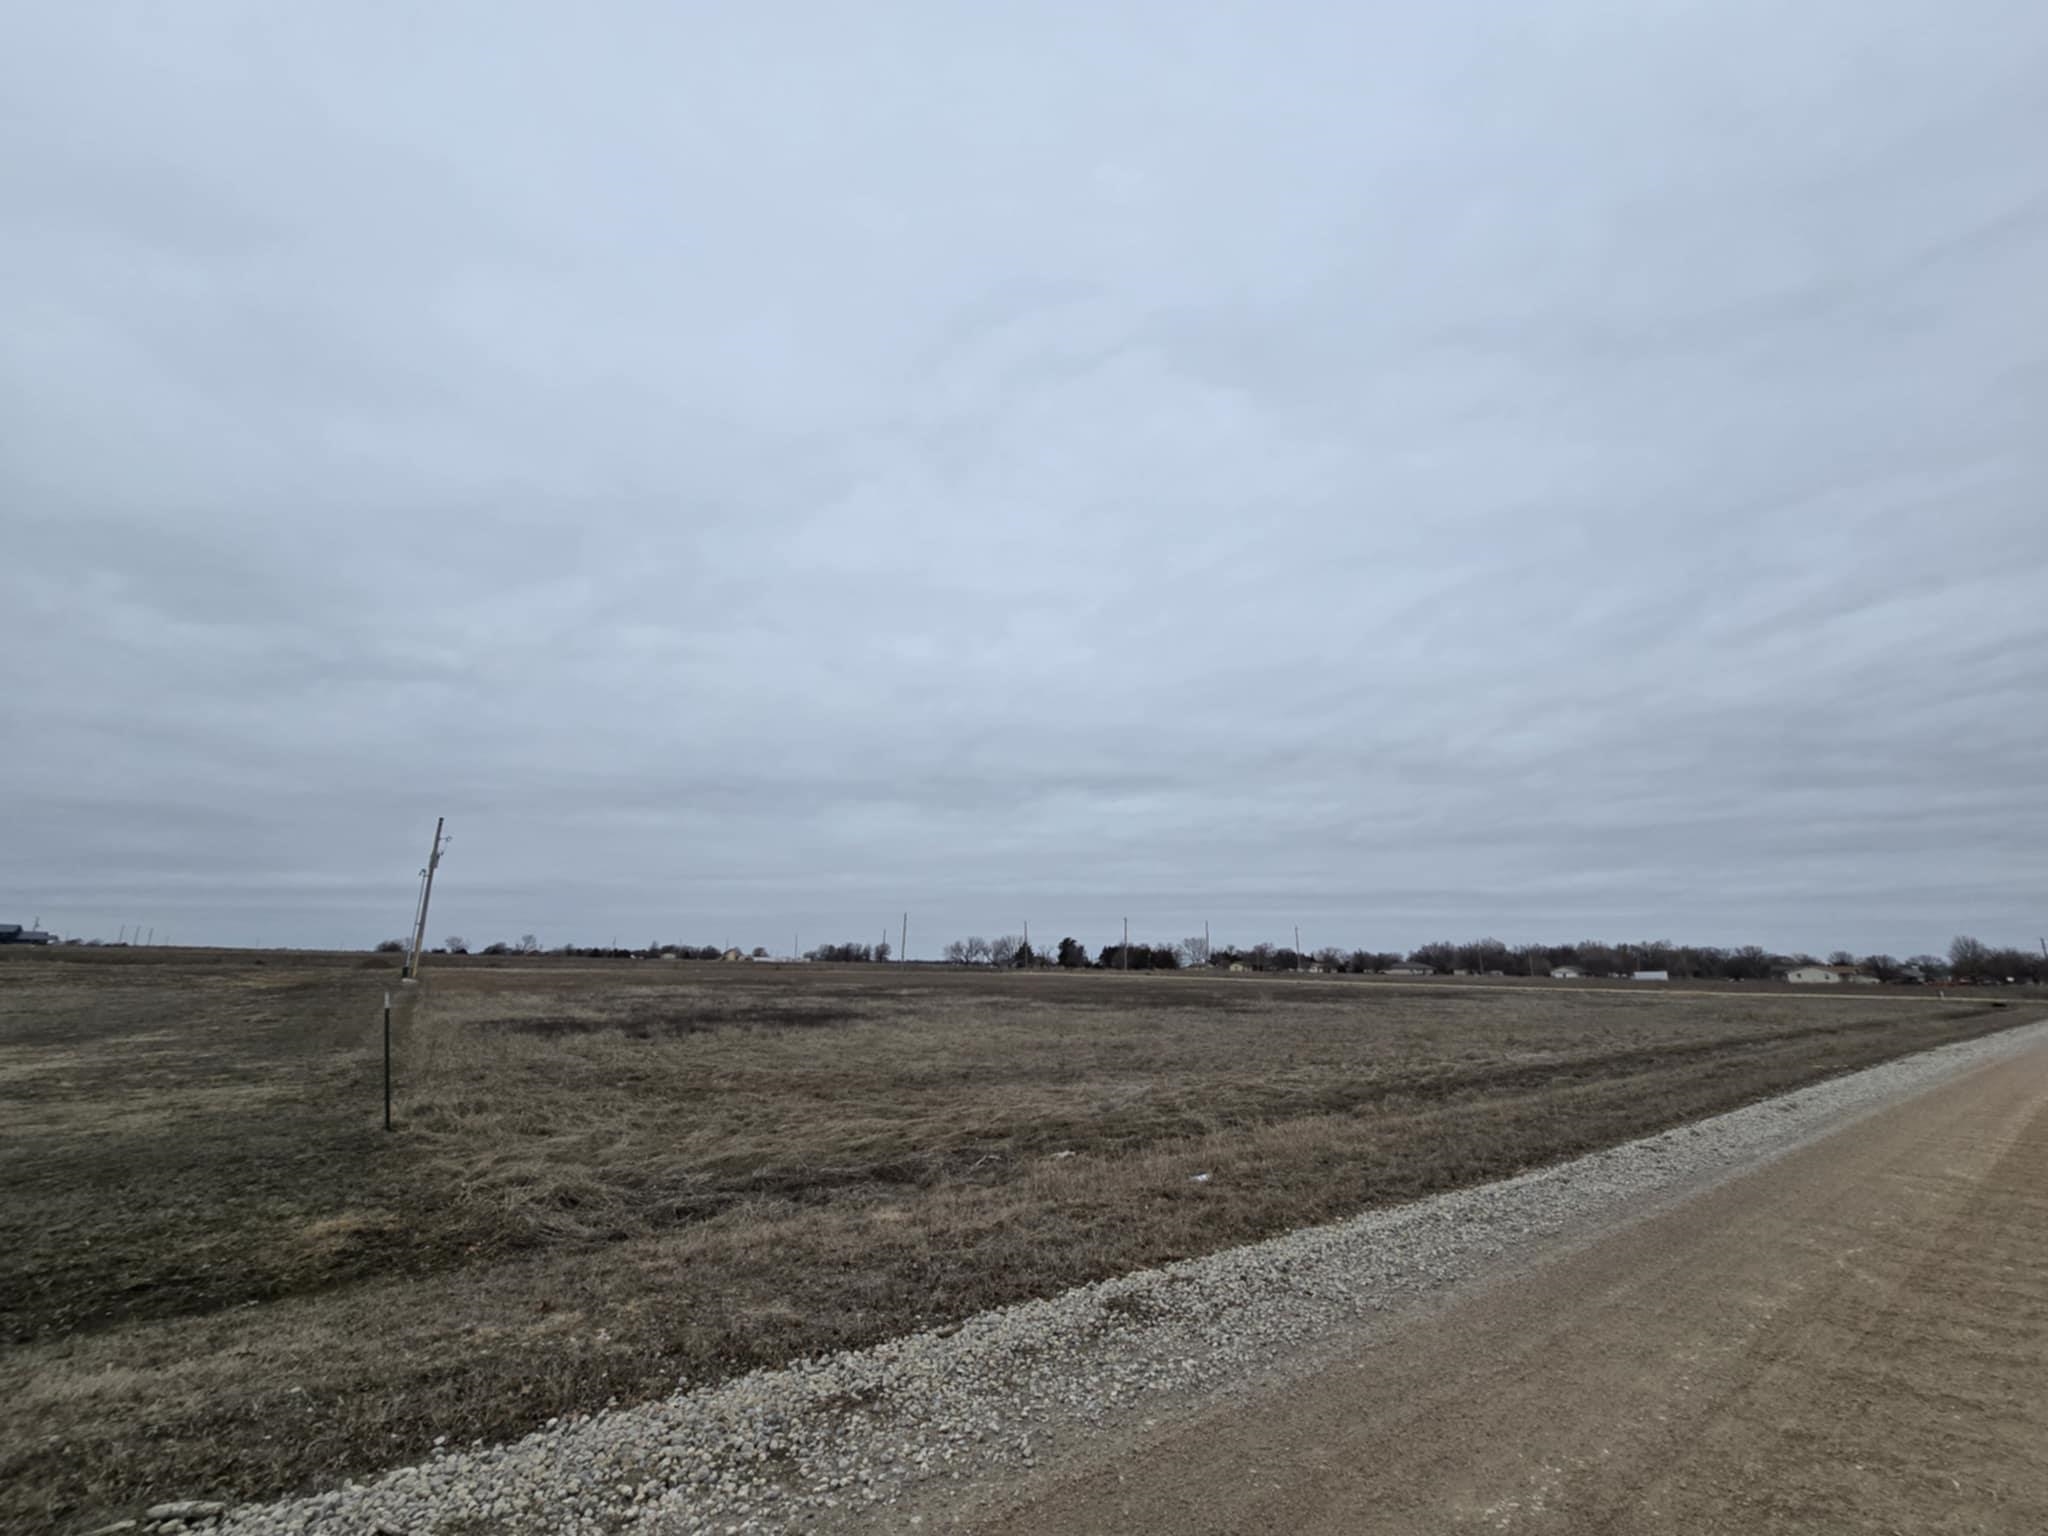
[965,1032,2048,1535]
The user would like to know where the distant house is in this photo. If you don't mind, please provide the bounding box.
[1227,960,1248,973]
[720,947,747,962]
[1787,964,1870,984]
[1385,962,1434,977]
[0,924,52,945]
[1632,969,1670,982]
[1551,965,1584,980]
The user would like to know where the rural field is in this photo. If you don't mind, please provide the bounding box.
[0,949,2027,1534]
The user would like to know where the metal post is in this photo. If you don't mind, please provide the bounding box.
[383,992,393,1132]
[901,912,908,963]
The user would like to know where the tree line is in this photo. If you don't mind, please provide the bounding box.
[372,932,2045,984]
[930,933,2046,983]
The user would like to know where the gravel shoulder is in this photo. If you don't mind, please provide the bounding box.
[182,1018,2046,1536]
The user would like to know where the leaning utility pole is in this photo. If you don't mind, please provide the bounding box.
[404,867,428,963]
[901,912,909,963]
[404,817,446,981]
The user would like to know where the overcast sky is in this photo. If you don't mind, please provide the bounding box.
[4,3,2045,959]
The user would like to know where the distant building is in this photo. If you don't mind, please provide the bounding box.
[0,924,53,945]
[1385,962,1434,977]
[720,947,747,962]
[1551,965,1585,980]
[1632,969,1670,982]
[1786,964,1874,984]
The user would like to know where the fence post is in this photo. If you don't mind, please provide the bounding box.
[383,991,393,1132]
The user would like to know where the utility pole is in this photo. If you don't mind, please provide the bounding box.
[1122,916,1130,971]
[145,927,153,947]
[118,925,127,945]
[901,912,908,963]
[405,867,428,965]
[404,817,446,982]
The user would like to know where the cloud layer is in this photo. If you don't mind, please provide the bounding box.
[5,2,2045,956]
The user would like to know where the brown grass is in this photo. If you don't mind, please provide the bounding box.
[0,948,2026,1534]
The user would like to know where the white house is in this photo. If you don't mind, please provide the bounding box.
[1787,964,1862,984]
[1384,962,1434,977]
[1551,965,1584,980]
[1632,969,1670,982]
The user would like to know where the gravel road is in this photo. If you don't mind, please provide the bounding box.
[183,1019,2044,1536]
[968,1014,2048,1535]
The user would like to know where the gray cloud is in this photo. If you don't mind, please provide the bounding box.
[4,2,2045,959]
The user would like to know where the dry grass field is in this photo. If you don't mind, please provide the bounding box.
[0,948,2024,1534]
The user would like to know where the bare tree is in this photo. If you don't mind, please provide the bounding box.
[445,936,469,955]
[943,939,969,964]
[1948,934,1990,981]
[990,935,1022,968]
[963,935,993,965]
[1180,935,1212,967]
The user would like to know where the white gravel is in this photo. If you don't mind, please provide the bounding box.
[192,1019,2043,1536]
